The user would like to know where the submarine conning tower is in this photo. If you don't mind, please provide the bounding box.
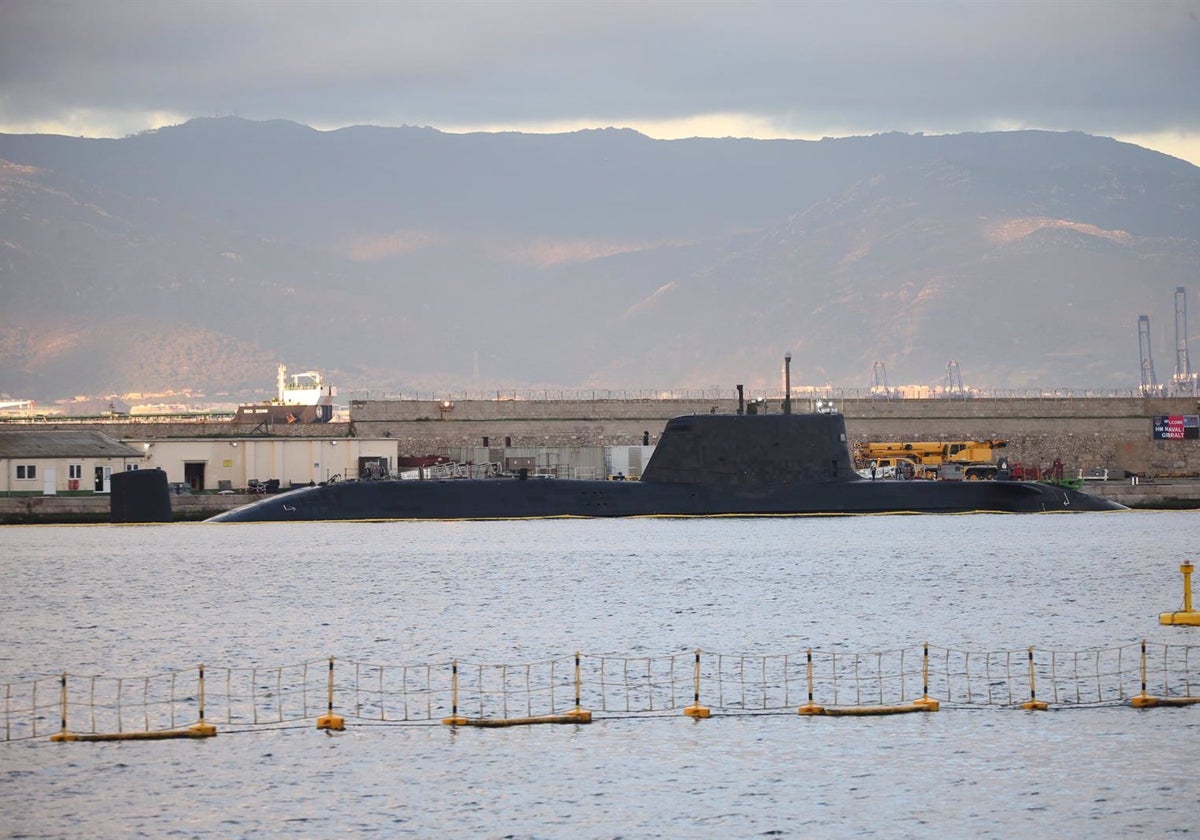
[640,411,858,489]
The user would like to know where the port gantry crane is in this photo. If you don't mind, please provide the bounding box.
[1173,286,1197,397]
[869,360,894,399]
[1139,315,1163,396]
[944,360,966,398]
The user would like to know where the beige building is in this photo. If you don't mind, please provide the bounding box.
[125,436,398,492]
[0,430,399,496]
[0,430,145,494]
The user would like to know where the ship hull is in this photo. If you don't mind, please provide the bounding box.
[206,411,1125,522]
[207,475,1123,522]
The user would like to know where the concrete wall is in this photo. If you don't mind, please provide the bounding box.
[348,397,1200,477]
[0,493,249,524]
[4,396,1198,480]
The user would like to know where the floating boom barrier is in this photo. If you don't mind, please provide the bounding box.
[5,641,1200,744]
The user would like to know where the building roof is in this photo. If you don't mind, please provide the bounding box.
[0,430,143,459]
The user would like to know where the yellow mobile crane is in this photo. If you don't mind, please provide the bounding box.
[853,440,1008,480]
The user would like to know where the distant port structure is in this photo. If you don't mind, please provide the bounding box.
[1138,285,1198,398]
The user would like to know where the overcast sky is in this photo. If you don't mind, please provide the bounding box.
[2,0,1198,164]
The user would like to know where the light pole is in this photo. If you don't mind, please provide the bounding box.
[784,352,792,415]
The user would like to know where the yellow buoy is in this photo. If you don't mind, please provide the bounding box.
[316,713,345,731]
[1159,563,1200,625]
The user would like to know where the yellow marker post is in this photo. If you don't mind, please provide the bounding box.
[188,664,218,736]
[316,657,346,731]
[1126,636,1200,707]
[1159,562,1200,626]
[683,649,711,718]
[49,673,78,742]
[564,651,592,723]
[1131,639,1159,708]
[797,649,825,715]
[912,643,940,711]
[1020,647,1048,711]
[442,660,468,726]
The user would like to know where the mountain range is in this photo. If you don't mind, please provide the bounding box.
[2,117,1198,403]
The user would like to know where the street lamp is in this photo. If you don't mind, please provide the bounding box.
[784,352,792,415]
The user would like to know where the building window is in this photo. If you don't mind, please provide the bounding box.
[16,465,37,480]
[69,464,82,479]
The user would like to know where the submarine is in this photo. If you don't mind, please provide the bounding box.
[206,402,1125,523]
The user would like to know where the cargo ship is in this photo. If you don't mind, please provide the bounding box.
[233,365,336,425]
[206,400,1125,522]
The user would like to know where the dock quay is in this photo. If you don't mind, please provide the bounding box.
[1,394,1197,522]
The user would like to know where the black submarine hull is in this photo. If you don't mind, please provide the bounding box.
[208,412,1124,522]
[207,474,1122,522]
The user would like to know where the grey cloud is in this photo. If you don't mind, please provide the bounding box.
[1,0,1197,136]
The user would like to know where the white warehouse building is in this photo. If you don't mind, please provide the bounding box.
[125,437,399,492]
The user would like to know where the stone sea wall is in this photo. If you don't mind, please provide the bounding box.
[348,396,1200,478]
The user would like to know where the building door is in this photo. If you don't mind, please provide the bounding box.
[43,465,57,496]
[184,462,206,492]
[94,465,112,493]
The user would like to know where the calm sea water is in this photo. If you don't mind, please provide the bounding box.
[2,511,1199,837]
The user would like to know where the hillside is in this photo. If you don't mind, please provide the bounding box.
[1,119,1197,402]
